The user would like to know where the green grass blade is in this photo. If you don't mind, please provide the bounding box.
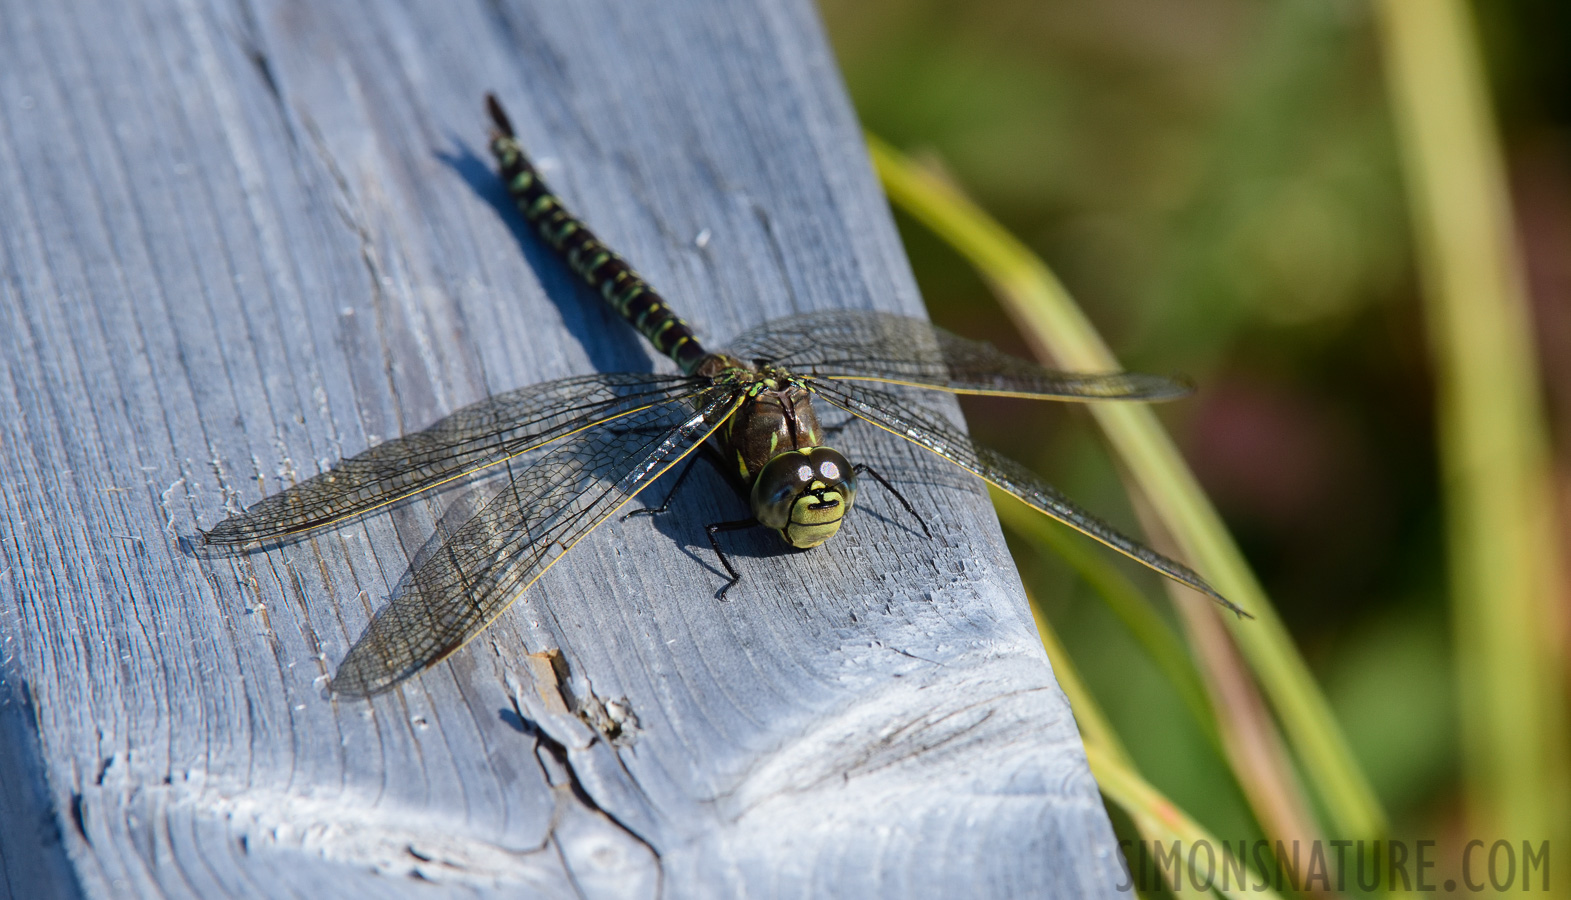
[1030,591,1265,898]
[869,133,1389,841]
[1087,743,1287,900]
[1374,0,1569,847]
[995,490,1221,754]
[1025,584,1135,769]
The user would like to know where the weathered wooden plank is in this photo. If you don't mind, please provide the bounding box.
[0,0,1126,896]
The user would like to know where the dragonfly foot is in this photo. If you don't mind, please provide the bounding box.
[706,518,756,600]
[624,450,717,521]
[854,463,931,539]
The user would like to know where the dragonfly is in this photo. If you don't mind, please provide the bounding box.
[204,94,1245,698]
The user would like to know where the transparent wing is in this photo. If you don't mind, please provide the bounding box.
[730,310,1189,401]
[203,373,704,545]
[808,378,1246,616]
[331,385,743,697]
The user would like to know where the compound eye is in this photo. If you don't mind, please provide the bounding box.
[806,447,853,490]
[751,453,811,531]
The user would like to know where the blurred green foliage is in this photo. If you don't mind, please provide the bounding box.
[824,0,1568,864]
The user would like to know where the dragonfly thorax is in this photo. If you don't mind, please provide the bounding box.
[718,367,827,482]
[750,447,858,549]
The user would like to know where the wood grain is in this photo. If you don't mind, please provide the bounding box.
[0,0,1126,895]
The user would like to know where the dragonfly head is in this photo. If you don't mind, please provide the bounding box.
[750,447,858,549]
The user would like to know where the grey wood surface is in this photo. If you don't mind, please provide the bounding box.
[0,0,1127,896]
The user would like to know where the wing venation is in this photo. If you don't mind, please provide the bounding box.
[808,378,1245,617]
[204,373,702,545]
[730,311,1190,401]
[331,385,742,696]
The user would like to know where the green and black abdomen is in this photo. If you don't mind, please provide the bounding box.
[486,95,707,375]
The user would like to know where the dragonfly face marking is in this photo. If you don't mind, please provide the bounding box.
[750,446,858,549]
[199,94,1245,698]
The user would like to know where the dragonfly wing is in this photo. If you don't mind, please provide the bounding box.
[730,310,1189,401]
[203,373,704,546]
[331,385,743,697]
[809,378,1246,616]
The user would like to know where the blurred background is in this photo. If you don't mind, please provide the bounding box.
[823,0,1569,883]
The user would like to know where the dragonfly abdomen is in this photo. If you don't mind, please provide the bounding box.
[487,96,708,376]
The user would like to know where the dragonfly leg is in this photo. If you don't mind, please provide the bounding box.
[853,463,931,538]
[705,518,757,600]
[624,449,725,519]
